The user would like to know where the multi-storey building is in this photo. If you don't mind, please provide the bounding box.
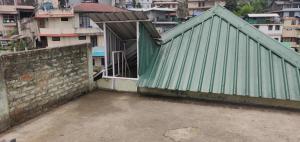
[129,7,178,33]
[152,0,178,9]
[71,0,113,6]
[187,0,225,16]
[0,0,36,47]
[116,0,152,8]
[245,14,283,42]
[270,0,300,13]
[35,1,120,48]
[269,1,300,52]
[282,17,300,52]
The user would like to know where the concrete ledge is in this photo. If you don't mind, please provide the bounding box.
[97,77,137,92]
[138,87,300,110]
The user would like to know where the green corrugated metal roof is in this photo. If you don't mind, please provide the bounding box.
[138,5,300,101]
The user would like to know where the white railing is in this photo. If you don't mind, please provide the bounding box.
[112,51,131,77]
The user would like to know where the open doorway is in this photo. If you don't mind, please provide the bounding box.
[103,22,138,79]
[87,12,160,83]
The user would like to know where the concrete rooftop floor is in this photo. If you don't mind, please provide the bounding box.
[1,90,300,142]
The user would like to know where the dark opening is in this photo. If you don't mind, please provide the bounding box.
[52,37,60,41]
[91,36,98,47]
[61,17,69,21]
[79,14,91,28]
[78,36,86,40]
[268,25,273,30]
[39,19,46,28]
[37,37,48,48]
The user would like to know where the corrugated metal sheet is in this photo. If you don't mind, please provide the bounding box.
[139,23,160,76]
[86,12,160,39]
[138,5,300,101]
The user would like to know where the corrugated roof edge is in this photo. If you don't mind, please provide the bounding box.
[160,5,300,68]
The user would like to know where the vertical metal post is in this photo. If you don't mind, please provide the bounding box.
[112,53,115,77]
[122,51,125,77]
[123,43,126,76]
[136,21,140,78]
[118,52,120,75]
[103,23,108,77]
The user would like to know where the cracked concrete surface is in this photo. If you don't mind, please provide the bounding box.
[164,127,200,142]
[1,90,300,142]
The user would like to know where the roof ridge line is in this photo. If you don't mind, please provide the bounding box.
[213,6,300,67]
[160,6,218,42]
[162,5,300,67]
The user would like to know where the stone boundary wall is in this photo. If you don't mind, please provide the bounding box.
[0,44,93,131]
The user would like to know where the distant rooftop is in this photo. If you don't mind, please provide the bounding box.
[74,3,127,13]
[128,7,176,12]
[281,8,300,12]
[247,13,279,18]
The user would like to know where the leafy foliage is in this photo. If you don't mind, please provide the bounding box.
[224,0,238,11]
[235,3,254,16]
[225,0,268,17]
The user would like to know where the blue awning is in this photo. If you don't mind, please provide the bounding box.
[92,47,105,57]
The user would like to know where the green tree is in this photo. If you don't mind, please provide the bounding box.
[225,0,269,17]
[235,3,254,17]
[251,0,267,13]
[225,0,238,12]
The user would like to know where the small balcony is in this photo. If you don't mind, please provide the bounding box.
[35,8,74,18]
[17,0,36,6]
[16,0,35,9]
[75,28,102,35]
[0,0,14,5]
[282,29,299,38]
[39,28,76,36]
[0,5,17,14]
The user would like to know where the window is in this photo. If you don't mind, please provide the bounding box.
[39,19,46,28]
[268,25,273,31]
[254,25,259,29]
[275,25,280,30]
[78,36,86,40]
[274,38,279,41]
[61,17,69,21]
[3,15,16,24]
[289,11,295,17]
[100,57,105,66]
[198,2,204,7]
[52,37,60,41]
[91,36,98,47]
[79,15,91,28]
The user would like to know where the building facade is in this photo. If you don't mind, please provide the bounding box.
[35,1,104,48]
[282,17,300,52]
[270,0,300,13]
[245,14,283,42]
[187,0,225,16]
[128,7,178,33]
[152,0,178,9]
[0,0,36,48]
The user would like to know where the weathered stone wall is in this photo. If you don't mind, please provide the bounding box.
[0,43,93,128]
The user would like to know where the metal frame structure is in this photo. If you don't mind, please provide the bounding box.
[102,21,140,79]
[86,11,160,80]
